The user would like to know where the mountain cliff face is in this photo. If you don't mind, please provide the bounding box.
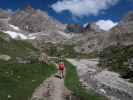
[65,23,105,54]
[0,9,12,31]
[103,11,133,48]
[81,11,133,53]
[0,9,12,18]
[84,22,102,32]
[67,11,133,54]
[0,6,69,47]
[66,24,83,33]
[0,6,106,54]
[99,11,133,83]
[9,6,65,33]
[0,6,133,55]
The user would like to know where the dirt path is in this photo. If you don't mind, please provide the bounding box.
[31,71,70,100]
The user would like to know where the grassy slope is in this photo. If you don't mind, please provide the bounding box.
[64,61,106,100]
[0,62,57,100]
[0,32,57,100]
[0,32,38,60]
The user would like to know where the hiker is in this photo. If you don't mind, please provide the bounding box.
[58,61,65,79]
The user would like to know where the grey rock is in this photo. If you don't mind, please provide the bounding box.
[16,57,31,64]
[38,52,48,64]
[0,54,11,61]
[67,59,133,100]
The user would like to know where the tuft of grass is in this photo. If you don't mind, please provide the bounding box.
[0,62,57,100]
[0,32,56,100]
[64,61,107,100]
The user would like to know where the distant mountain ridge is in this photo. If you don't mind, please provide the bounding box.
[0,6,133,54]
[0,6,70,47]
[9,5,65,33]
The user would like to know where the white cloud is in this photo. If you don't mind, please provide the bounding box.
[51,0,119,17]
[96,19,118,31]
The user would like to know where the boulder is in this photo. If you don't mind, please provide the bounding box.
[16,57,31,64]
[0,54,11,61]
[38,52,48,64]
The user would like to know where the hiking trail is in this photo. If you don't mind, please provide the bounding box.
[31,66,70,100]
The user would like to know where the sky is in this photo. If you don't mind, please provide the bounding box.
[0,0,133,31]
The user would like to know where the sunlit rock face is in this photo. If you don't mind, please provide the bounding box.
[67,59,133,100]
[9,6,65,33]
[104,11,133,47]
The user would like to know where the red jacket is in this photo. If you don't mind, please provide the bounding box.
[59,63,64,70]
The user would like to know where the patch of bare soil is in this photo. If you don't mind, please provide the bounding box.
[31,73,71,100]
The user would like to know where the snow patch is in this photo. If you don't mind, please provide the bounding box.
[9,24,20,31]
[3,31,37,40]
[99,88,106,94]
[27,35,36,39]
[58,31,74,39]
[3,31,28,40]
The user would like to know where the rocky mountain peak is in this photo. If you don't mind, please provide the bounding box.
[9,6,64,33]
[84,22,102,32]
[23,5,35,13]
[25,5,33,10]
[122,11,133,22]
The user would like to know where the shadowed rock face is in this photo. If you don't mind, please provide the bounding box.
[66,24,83,33]
[66,23,101,34]
[0,9,12,18]
[84,23,102,32]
